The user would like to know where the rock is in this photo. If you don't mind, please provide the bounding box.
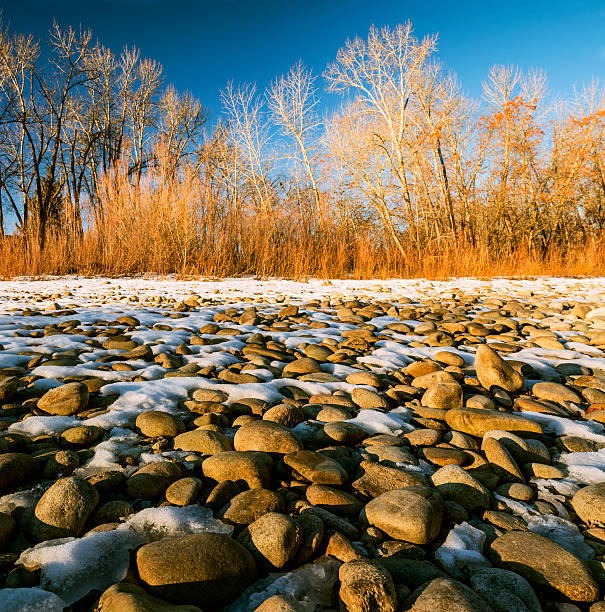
[237,512,301,569]
[351,460,426,498]
[532,381,582,403]
[482,437,524,481]
[126,462,182,499]
[422,382,463,410]
[220,488,283,526]
[339,560,397,612]
[351,387,389,410]
[136,411,185,437]
[117,315,140,327]
[324,422,366,444]
[0,512,16,550]
[434,351,465,367]
[292,510,324,565]
[483,430,551,464]
[282,357,322,376]
[490,531,599,602]
[0,453,37,495]
[30,476,99,541]
[445,407,543,437]
[422,447,470,467]
[572,483,605,527]
[174,429,233,454]
[37,382,89,416]
[495,482,534,502]
[306,484,362,516]
[60,425,102,446]
[254,594,300,612]
[469,568,541,612]
[378,558,445,589]
[475,344,524,392]
[202,451,272,489]
[0,376,18,401]
[86,470,126,494]
[326,531,363,562]
[89,500,133,525]
[206,480,240,511]
[42,449,79,478]
[406,577,494,611]
[346,371,382,387]
[363,486,443,544]
[136,533,256,608]
[165,477,202,506]
[192,388,228,403]
[431,464,491,511]
[234,420,303,454]
[97,583,202,612]
[263,404,304,427]
[284,450,348,485]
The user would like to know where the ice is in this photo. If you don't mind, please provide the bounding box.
[0,354,32,368]
[225,559,340,612]
[0,588,65,612]
[0,484,47,516]
[559,449,605,484]
[345,407,413,435]
[75,427,141,474]
[9,416,80,437]
[28,379,63,393]
[18,530,142,605]
[525,514,594,561]
[119,505,233,539]
[17,505,232,605]
[521,412,605,443]
[435,522,491,579]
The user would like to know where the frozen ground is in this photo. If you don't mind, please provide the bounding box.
[1,275,605,609]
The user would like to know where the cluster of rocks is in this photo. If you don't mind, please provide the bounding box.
[0,284,605,611]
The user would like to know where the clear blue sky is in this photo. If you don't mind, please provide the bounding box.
[1,0,604,118]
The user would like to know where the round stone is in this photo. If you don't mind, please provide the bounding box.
[490,531,599,602]
[30,476,99,541]
[363,486,443,544]
[136,412,185,438]
[236,512,302,569]
[233,420,303,454]
[37,382,89,416]
[136,533,256,608]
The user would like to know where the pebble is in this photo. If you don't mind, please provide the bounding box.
[1,279,605,610]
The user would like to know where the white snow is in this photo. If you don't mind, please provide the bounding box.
[434,522,491,579]
[225,559,340,612]
[0,588,65,612]
[17,505,232,605]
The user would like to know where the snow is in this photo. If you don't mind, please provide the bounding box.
[119,505,233,539]
[225,559,340,612]
[0,588,65,612]
[525,514,593,561]
[17,505,232,605]
[18,531,141,605]
[434,522,491,579]
[559,449,605,484]
[2,275,605,606]
[520,412,605,443]
[345,407,414,435]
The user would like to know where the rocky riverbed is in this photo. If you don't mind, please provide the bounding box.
[1,276,605,611]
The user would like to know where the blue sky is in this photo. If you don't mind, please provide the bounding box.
[1,0,604,118]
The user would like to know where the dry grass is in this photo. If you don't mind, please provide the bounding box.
[1,168,603,281]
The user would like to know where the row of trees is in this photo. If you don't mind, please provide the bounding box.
[0,20,603,274]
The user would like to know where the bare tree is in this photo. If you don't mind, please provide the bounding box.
[267,61,322,220]
[220,82,274,214]
[324,22,437,253]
